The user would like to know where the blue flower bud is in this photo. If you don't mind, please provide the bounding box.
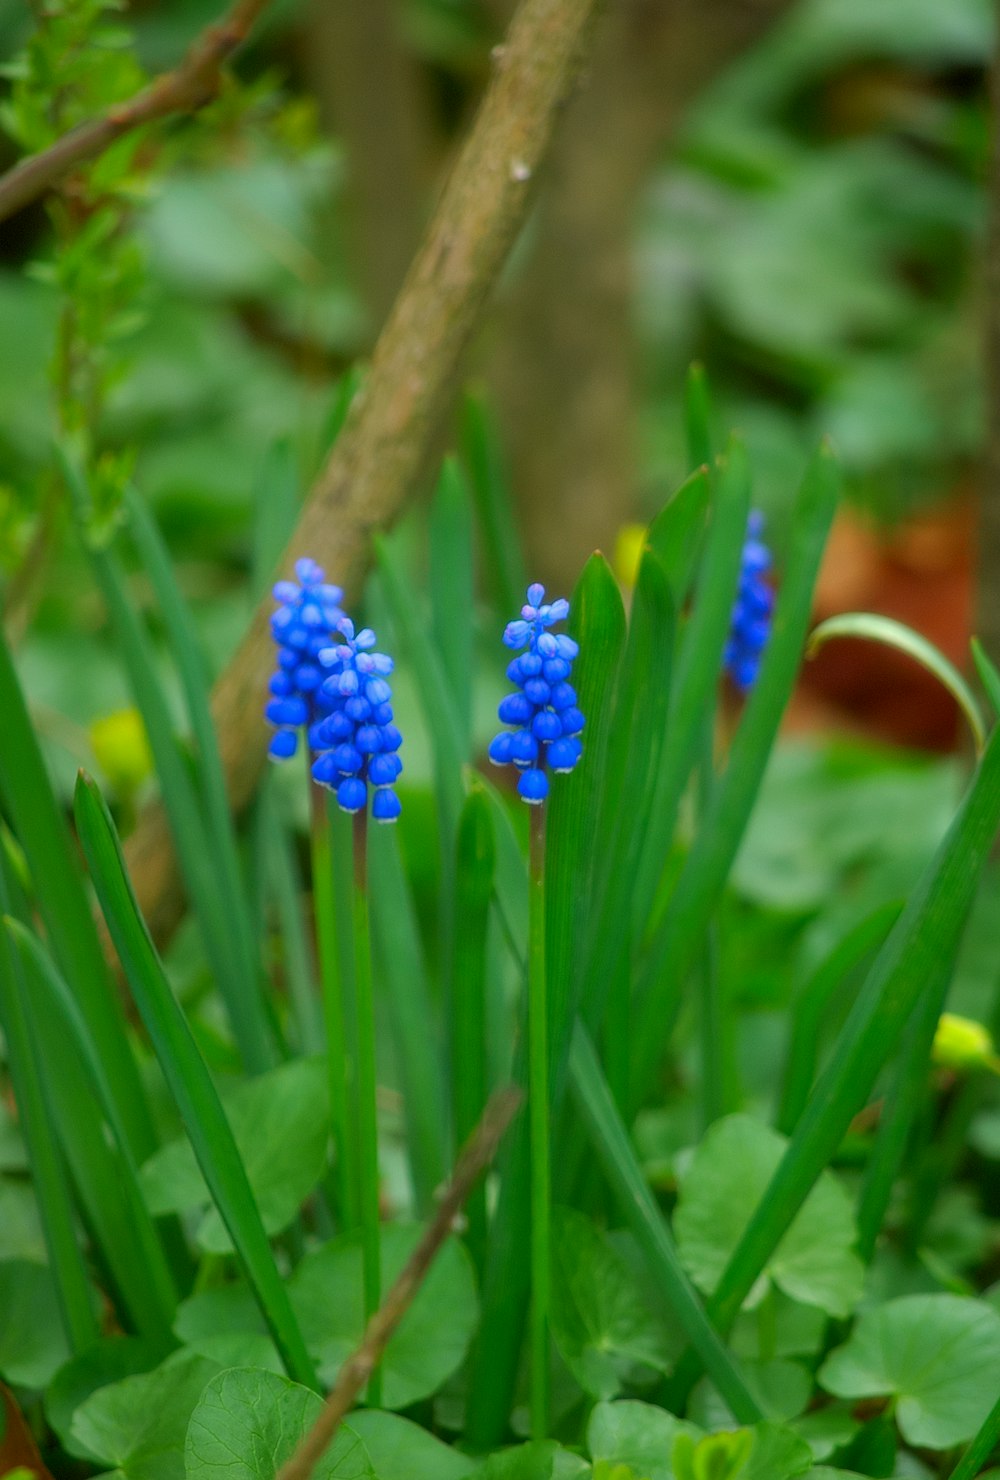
[269,730,298,760]
[532,710,562,742]
[489,733,514,765]
[372,787,402,823]
[489,585,585,802]
[309,612,404,818]
[337,777,367,813]
[499,693,533,725]
[518,768,549,805]
[369,752,402,785]
[724,511,774,694]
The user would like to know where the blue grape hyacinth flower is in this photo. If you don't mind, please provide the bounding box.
[724,511,774,693]
[309,617,403,822]
[265,558,346,760]
[488,583,584,805]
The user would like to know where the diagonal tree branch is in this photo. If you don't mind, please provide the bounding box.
[122,0,606,946]
[0,0,273,225]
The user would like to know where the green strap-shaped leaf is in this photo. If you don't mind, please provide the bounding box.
[461,392,527,622]
[431,458,475,751]
[808,613,985,753]
[125,487,273,1062]
[631,442,750,944]
[706,716,1000,1333]
[632,443,840,1105]
[0,904,98,1352]
[777,901,901,1135]
[369,822,448,1213]
[0,626,156,1166]
[569,1023,761,1425]
[684,362,715,472]
[451,785,496,1267]
[6,918,178,1339]
[73,772,317,1390]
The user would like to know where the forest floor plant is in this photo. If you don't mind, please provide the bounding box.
[3,376,1000,1480]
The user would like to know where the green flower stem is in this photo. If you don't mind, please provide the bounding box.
[353,809,382,1408]
[697,720,724,1130]
[310,783,358,1230]
[856,951,954,1262]
[528,801,551,1439]
[947,1391,1000,1480]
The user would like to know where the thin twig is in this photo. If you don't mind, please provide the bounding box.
[121,0,606,954]
[0,0,272,224]
[276,1086,522,1480]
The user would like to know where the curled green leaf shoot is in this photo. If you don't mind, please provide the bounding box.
[806,612,986,755]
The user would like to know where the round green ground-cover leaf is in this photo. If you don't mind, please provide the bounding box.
[674,1115,863,1317]
[0,1259,72,1388]
[818,1292,1000,1449]
[46,1337,174,1459]
[139,1058,328,1253]
[185,1368,372,1480]
[550,1208,677,1399]
[72,1350,221,1480]
[587,1400,701,1480]
[173,1285,282,1373]
[347,1411,476,1480]
[472,1443,590,1479]
[290,1223,477,1409]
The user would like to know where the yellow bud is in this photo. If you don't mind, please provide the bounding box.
[89,707,153,795]
[932,1013,999,1073]
[612,523,647,592]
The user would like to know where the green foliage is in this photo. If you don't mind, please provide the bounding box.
[291,1224,478,1408]
[185,1369,373,1480]
[1,7,998,1476]
[819,1293,1000,1449]
[673,1115,863,1318]
[140,1058,329,1253]
[550,1209,678,1399]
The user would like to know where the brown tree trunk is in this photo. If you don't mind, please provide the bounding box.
[490,0,795,591]
[301,0,430,332]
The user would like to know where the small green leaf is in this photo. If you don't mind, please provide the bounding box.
[0,1260,72,1388]
[587,1400,701,1480]
[819,1293,1000,1449]
[72,1349,220,1480]
[185,1368,373,1480]
[46,1338,173,1460]
[550,1208,678,1399]
[807,613,985,753]
[139,1058,328,1253]
[674,1115,863,1317]
[473,1443,590,1480]
[972,637,1000,719]
[672,1424,811,1480]
[291,1224,477,1409]
[347,1411,477,1480]
[173,1285,281,1373]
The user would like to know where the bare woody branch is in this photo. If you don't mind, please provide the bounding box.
[276,1087,522,1480]
[0,0,272,225]
[122,0,606,946]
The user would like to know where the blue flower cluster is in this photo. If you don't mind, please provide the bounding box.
[265,559,345,760]
[265,560,402,822]
[724,511,774,693]
[488,584,584,805]
[309,619,403,822]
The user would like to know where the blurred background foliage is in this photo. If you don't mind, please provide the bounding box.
[2,0,1000,1164]
[0,0,992,725]
[3,0,1000,1333]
